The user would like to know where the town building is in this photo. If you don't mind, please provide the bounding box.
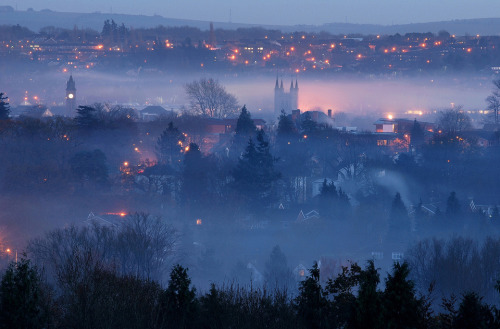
[274,77,298,117]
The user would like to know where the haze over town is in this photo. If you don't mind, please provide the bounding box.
[2,2,500,329]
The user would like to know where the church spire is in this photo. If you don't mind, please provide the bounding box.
[275,76,279,89]
[280,80,283,89]
[295,79,298,89]
[290,80,294,90]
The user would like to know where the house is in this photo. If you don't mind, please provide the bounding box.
[140,106,170,121]
[374,118,435,134]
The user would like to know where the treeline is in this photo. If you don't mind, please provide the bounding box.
[2,254,500,329]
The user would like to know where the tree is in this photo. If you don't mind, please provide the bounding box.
[277,110,296,140]
[235,105,256,137]
[69,149,109,186]
[318,179,350,220]
[295,262,330,329]
[160,265,198,329]
[453,292,495,329]
[264,245,294,290]
[181,143,209,211]
[0,257,48,329]
[410,119,424,147]
[486,79,500,125]
[0,93,10,120]
[156,122,185,166]
[350,260,383,329]
[75,105,98,130]
[232,106,257,156]
[437,108,472,135]
[325,262,362,328]
[446,191,461,217]
[233,130,280,210]
[390,192,407,221]
[301,112,318,135]
[383,262,425,329]
[185,78,239,118]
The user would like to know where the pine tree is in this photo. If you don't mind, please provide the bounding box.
[410,119,425,146]
[295,262,330,329]
[350,260,383,329]
[75,105,98,130]
[235,105,256,137]
[0,257,47,329]
[382,262,425,329]
[0,93,10,120]
[160,265,198,329]
[446,191,461,217]
[454,292,495,329]
[233,130,280,210]
[181,143,208,211]
[264,245,294,290]
[277,109,296,139]
[156,121,185,166]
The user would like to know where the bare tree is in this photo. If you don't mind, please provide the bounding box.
[437,107,472,135]
[185,78,239,118]
[486,79,500,124]
[28,213,178,282]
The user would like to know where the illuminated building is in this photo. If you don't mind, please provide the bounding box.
[274,77,298,117]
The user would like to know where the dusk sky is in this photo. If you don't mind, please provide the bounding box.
[8,0,500,26]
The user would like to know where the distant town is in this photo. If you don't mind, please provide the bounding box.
[2,19,500,77]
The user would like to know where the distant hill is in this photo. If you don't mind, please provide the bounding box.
[1,9,500,36]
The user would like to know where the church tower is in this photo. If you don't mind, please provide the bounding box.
[290,79,298,112]
[274,77,298,117]
[274,76,284,117]
[66,75,76,115]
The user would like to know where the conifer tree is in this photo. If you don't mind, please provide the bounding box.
[0,93,10,120]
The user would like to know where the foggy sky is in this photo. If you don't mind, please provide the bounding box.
[7,0,500,26]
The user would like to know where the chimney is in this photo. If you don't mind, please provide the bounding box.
[292,109,301,121]
[328,109,332,118]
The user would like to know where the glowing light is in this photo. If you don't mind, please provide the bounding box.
[295,68,300,73]
[357,54,362,59]
[119,212,127,217]
[420,43,427,48]
[185,146,190,152]
[234,49,239,53]
[384,49,389,53]
[68,93,74,99]
[388,114,393,120]
[123,161,129,167]
[96,45,104,49]
[63,68,68,72]
[303,135,308,139]
[466,48,472,53]
[134,147,139,152]
[330,44,335,48]
[196,219,202,225]
[290,47,295,51]
[6,248,11,253]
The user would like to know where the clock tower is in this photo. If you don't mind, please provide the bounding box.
[66,75,76,115]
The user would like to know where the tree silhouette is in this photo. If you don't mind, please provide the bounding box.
[0,93,10,120]
[156,121,185,166]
